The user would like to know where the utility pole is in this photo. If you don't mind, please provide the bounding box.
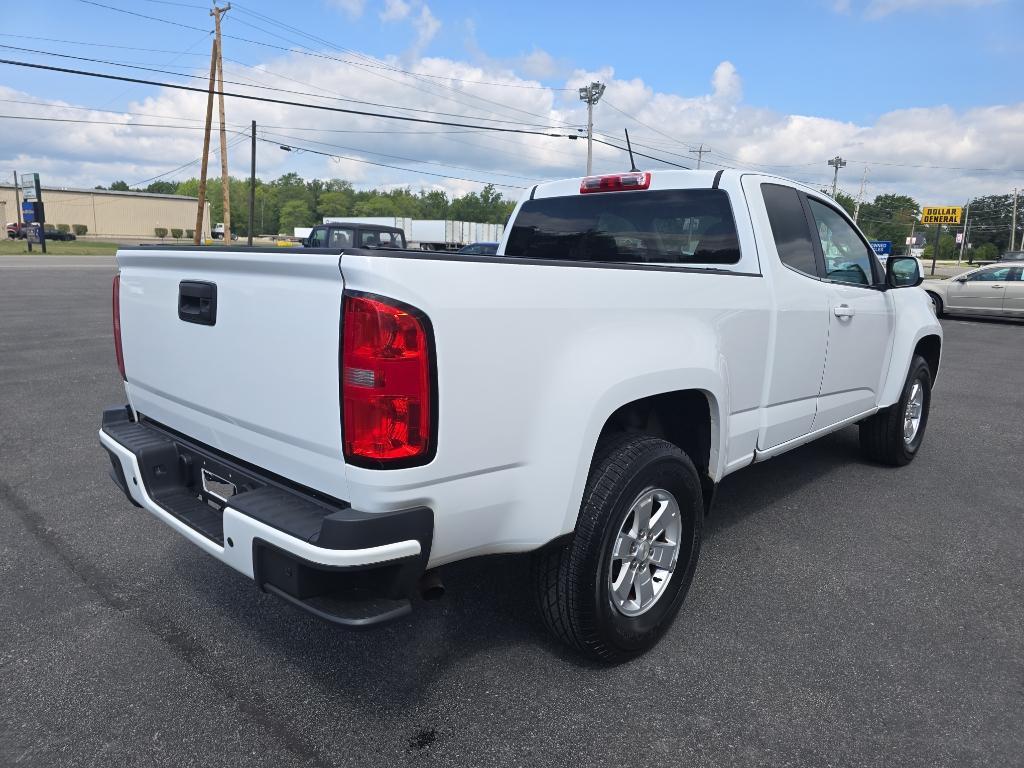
[689,143,711,169]
[958,201,970,265]
[828,156,846,199]
[13,171,22,229]
[248,119,255,247]
[854,165,869,222]
[577,81,605,175]
[1011,187,1018,251]
[213,3,232,242]
[194,35,218,244]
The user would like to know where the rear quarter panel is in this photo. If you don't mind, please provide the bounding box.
[339,252,770,565]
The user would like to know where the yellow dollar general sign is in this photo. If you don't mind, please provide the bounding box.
[920,206,963,225]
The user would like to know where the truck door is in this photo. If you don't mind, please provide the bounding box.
[804,196,894,429]
[749,181,831,449]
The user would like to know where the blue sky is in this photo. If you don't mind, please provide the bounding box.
[1,0,1021,202]
[10,0,1018,120]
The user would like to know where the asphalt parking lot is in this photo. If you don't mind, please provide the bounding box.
[1,255,1021,768]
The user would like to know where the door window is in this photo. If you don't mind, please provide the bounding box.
[307,227,326,247]
[968,266,1013,282]
[328,228,353,248]
[807,198,876,287]
[761,183,818,277]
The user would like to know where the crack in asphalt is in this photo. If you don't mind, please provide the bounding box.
[0,477,334,768]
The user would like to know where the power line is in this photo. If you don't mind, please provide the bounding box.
[0,57,579,136]
[258,129,542,182]
[0,44,565,129]
[261,136,527,189]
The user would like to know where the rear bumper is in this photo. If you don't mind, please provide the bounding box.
[99,407,432,627]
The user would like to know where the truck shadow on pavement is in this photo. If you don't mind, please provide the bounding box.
[173,426,867,698]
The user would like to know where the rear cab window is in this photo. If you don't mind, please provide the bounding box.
[504,189,741,266]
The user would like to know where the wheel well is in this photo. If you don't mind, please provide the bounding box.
[915,335,941,384]
[597,390,713,508]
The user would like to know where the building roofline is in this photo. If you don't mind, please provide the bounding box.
[0,184,200,202]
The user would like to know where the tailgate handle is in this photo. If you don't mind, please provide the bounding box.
[178,281,217,326]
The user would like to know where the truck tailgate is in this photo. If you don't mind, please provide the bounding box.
[116,248,349,500]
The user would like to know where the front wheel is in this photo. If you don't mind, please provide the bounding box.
[859,355,933,466]
[926,292,944,317]
[533,434,703,661]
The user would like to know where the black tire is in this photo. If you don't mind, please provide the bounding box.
[926,291,944,318]
[532,433,703,661]
[859,355,932,466]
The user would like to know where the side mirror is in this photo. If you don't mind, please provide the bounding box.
[301,237,310,247]
[886,255,922,289]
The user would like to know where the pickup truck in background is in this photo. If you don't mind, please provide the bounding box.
[100,169,941,660]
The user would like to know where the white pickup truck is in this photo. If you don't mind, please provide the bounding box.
[100,169,941,660]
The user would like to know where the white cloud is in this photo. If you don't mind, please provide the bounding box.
[379,0,410,22]
[377,0,440,59]
[1,54,1021,209]
[864,0,1001,18]
[327,0,366,19]
[411,5,441,58]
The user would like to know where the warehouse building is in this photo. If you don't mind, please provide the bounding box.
[0,184,210,240]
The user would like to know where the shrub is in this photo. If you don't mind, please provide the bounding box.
[72,224,88,236]
[185,229,195,239]
[43,223,57,231]
[170,228,183,239]
[56,224,71,233]
[154,227,168,239]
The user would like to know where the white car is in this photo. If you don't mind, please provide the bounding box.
[100,169,941,660]
[924,262,1024,319]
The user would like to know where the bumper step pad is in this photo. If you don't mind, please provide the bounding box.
[100,406,433,628]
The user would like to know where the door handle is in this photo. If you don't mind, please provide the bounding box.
[991,285,1005,289]
[833,304,856,318]
[178,281,217,326]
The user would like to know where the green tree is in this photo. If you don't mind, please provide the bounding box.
[109,180,129,191]
[962,195,1018,256]
[353,195,401,216]
[971,242,998,263]
[145,180,178,194]
[278,199,314,234]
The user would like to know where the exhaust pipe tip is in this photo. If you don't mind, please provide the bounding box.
[419,570,445,601]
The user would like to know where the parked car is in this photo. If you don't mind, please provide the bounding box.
[100,169,941,660]
[924,262,1024,319]
[6,221,27,239]
[974,250,1024,267]
[302,222,406,249]
[457,241,499,255]
[44,228,77,241]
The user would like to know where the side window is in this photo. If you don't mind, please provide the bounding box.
[360,231,380,247]
[328,228,353,248]
[806,198,875,287]
[761,183,818,277]
[307,227,325,247]
[969,266,1012,282]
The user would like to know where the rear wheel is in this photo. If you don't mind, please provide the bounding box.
[859,355,932,466]
[926,292,944,317]
[533,433,703,661]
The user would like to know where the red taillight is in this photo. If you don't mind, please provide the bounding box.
[580,171,651,194]
[342,293,433,465]
[112,274,126,380]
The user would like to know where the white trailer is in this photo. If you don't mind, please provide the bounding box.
[321,217,504,250]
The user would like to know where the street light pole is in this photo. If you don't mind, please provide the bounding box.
[578,81,605,175]
[828,155,846,199]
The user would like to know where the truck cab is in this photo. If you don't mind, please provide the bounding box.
[303,222,406,249]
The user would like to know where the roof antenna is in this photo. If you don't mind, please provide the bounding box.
[624,129,639,173]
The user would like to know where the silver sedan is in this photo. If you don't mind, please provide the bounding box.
[924,262,1024,319]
